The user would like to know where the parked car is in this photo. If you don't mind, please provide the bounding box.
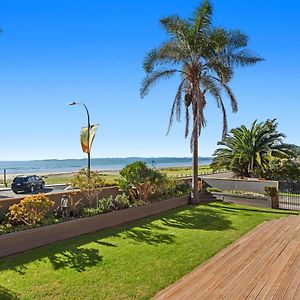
[11,175,45,194]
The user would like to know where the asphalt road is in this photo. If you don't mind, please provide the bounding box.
[0,185,70,199]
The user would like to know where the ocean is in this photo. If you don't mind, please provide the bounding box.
[0,157,213,175]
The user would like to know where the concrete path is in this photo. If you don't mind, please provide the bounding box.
[155,214,300,299]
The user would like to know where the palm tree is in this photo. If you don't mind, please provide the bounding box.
[140,0,262,202]
[211,119,295,177]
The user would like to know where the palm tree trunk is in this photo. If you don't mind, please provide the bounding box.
[192,127,199,203]
[191,89,200,203]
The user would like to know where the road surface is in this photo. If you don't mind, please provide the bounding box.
[0,185,70,199]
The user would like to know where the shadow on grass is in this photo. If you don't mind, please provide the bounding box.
[0,204,233,275]
[161,207,233,231]
[0,286,20,300]
[120,223,176,245]
[49,248,103,272]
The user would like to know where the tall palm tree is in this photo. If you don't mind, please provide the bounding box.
[211,119,295,177]
[140,0,262,202]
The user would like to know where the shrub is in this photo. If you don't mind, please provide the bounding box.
[97,196,114,213]
[267,158,300,181]
[264,186,278,197]
[71,169,105,207]
[207,187,222,193]
[113,194,131,210]
[83,207,99,217]
[8,194,54,226]
[118,161,166,202]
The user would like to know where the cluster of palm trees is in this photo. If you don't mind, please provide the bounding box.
[140,0,262,201]
[211,119,295,178]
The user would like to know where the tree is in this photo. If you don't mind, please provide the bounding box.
[211,119,295,177]
[140,0,262,202]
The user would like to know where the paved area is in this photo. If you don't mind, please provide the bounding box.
[155,214,300,300]
[0,185,69,199]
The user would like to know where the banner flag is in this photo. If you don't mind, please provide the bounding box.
[80,124,99,154]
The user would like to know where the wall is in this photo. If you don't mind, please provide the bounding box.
[202,177,278,194]
[0,186,120,214]
[212,193,271,208]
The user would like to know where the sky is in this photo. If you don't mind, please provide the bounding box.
[0,0,299,161]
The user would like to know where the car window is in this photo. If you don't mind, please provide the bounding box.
[13,177,27,183]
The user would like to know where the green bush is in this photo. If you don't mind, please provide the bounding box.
[97,196,114,213]
[207,187,222,193]
[71,169,105,207]
[267,158,300,181]
[113,194,131,210]
[264,186,278,197]
[118,161,166,202]
[83,207,100,217]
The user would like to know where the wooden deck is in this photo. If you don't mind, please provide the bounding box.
[155,215,300,300]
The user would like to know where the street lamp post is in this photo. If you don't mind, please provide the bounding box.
[69,101,91,177]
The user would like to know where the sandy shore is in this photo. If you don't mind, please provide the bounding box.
[4,169,119,180]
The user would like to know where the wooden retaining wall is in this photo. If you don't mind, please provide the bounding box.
[0,195,189,258]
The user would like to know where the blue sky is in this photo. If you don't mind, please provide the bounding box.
[0,0,299,160]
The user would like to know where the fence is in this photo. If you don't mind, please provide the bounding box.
[175,168,227,179]
[278,181,300,211]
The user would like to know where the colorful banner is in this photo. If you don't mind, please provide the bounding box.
[80,124,99,154]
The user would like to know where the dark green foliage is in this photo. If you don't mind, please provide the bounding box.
[207,187,222,193]
[113,194,131,210]
[97,196,114,213]
[119,161,167,201]
[264,186,278,197]
[211,119,295,178]
[267,158,300,181]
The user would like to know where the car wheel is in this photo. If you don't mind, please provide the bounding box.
[30,185,35,193]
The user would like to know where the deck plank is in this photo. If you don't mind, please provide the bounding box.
[155,214,300,300]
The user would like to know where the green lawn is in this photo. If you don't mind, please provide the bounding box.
[0,165,218,187]
[0,202,295,300]
[42,165,214,185]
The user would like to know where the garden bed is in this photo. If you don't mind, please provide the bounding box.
[212,192,271,208]
[0,195,189,258]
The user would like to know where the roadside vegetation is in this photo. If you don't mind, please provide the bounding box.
[211,119,299,180]
[0,202,296,300]
[0,164,219,187]
[0,162,191,235]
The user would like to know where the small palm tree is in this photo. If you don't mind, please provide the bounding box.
[211,119,295,177]
[140,0,263,202]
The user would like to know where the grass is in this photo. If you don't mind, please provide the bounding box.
[0,165,220,187]
[42,165,215,185]
[0,202,296,300]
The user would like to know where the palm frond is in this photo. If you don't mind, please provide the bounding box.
[140,69,177,98]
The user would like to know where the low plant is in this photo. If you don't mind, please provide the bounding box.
[207,187,222,193]
[71,169,105,207]
[83,207,100,217]
[8,194,54,226]
[97,196,114,213]
[113,194,131,210]
[264,186,278,197]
